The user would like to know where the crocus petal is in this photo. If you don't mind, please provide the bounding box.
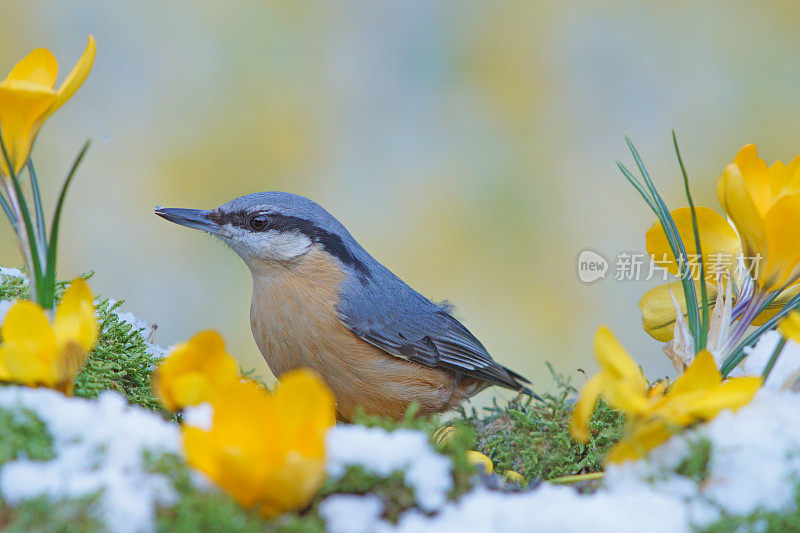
[152,329,239,411]
[639,281,716,342]
[53,278,97,353]
[46,36,96,121]
[780,312,800,344]
[569,374,605,443]
[0,81,56,175]
[258,452,327,517]
[752,284,800,325]
[0,301,58,385]
[593,326,649,412]
[605,420,673,464]
[273,369,335,456]
[761,192,800,289]
[5,48,58,88]
[645,206,739,281]
[669,351,720,396]
[733,144,772,215]
[717,162,768,278]
[682,377,761,419]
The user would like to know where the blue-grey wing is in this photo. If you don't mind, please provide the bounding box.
[336,279,529,390]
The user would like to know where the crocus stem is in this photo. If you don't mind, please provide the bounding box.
[762,336,787,382]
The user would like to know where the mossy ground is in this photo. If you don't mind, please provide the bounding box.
[466,364,624,482]
[0,272,164,412]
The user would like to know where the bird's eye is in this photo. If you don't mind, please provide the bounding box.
[248,213,270,231]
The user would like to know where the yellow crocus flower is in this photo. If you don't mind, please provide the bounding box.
[571,327,760,463]
[183,369,335,517]
[0,36,96,177]
[639,204,800,344]
[0,278,97,390]
[779,311,800,343]
[718,144,800,292]
[151,330,240,411]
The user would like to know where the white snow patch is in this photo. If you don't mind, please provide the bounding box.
[737,330,800,390]
[0,267,27,284]
[115,311,148,332]
[389,485,687,533]
[0,387,181,533]
[0,299,15,326]
[320,494,383,533]
[183,403,213,431]
[327,426,452,511]
[324,391,800,532]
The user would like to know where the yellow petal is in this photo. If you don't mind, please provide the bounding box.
[717,162,767,280]
[258,452,326,517]
[593,327,650,414]
[153,330,239,411]
[5,48,58,88]
[669,351,720,396]
[0,301,58,385]
[466,450,494,474]
[569,374,605,442]
[645,206,739,281]
[0,81,56,175]
[605,420,674,464]
[681,377,761,419]
[761,192,800,289]
[639,281,716,342]
[733,144,772,215]
[47,36,96,121]
[272,368,335,456]
[595,327,644,384]
[502,470,526,485]
[182,426,222,485]
[53,278,97,353]
[753,284,800,325]
[779,312,800,344]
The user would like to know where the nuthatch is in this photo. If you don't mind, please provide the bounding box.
[156,192,532,420]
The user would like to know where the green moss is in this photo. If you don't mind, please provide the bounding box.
[0,494,103,533]
[0,406,54,466]
[467,364,625,482]
[0,272,164,413]
[675,437,712,484]
[72,297,163,412]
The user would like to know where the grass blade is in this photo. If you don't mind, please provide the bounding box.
[625,137,701,352]
[673,131,708,349]
[27,160,48,252]
[762,336,786,382]
[44,140,90,304]
[0,134,45,305]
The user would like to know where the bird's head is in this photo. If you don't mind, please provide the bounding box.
[155,192,370,276]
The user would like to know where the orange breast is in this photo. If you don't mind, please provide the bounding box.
[248,247,472,420]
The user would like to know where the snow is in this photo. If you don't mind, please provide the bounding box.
[0,387,181,533]
[737,330,800,390]
[320,494,384,533]
[0,299,14,326]
[183,402,213,430]
[0,267,27,284]
[326,425,453,511]
[321,390,800,532]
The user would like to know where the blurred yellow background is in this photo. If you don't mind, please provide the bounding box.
[2,1,800,406]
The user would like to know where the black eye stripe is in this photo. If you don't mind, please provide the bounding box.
[210,209,370,276]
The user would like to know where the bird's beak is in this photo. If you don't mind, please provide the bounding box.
[154,207,220,234]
